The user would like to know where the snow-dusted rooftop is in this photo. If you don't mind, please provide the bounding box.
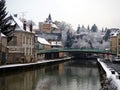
[110,32,119,37]
[38,37,50,45]
[109,28,120,37]
[11,15,34,33]
[45,14,58,29]
[51,23,58,29]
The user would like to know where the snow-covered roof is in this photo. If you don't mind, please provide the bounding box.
[113,32,118,36]
[11,15,34,33]
[38,37,50,45]
[110,31,119,36]
[44,22,58,29]
[12,15,24,31]
[44,14,58,29]
[37,33,58,40]
[51,23,58,29]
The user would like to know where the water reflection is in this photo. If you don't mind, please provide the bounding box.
[0,70,38,90]
[0,60,101,90]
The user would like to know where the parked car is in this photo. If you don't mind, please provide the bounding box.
[113,57,120,63]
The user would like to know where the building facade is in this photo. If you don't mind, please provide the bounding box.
[36,14,62,48]
[117,34,120,56]
[110,36,117,54]
[110,33,120,57]
[35,14,64,58]
[6,15,37,64]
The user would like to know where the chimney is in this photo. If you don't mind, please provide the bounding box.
[23,21,26,31]
[29,21,33,32]
[14,14,18,17]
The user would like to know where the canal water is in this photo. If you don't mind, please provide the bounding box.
[0,59,101,90]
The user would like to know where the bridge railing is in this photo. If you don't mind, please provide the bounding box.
[37,48,62,54]
[37,48,116,55]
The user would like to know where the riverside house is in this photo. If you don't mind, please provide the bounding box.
[110,32,120,57]
[34,14,64,58]
[6,15,37,64]
[34,35,50,60]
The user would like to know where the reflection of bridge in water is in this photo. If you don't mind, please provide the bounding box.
[38,48,116,59]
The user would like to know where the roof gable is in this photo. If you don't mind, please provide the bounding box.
[10,15,34,33]
[38,37,50,45]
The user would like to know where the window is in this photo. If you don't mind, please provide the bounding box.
[22,35,25,44]
[26,48,28,55]
[29,38,31,45]
[26,37,28,44]
[30,48,32,55]
[28,48,30,55]
[32,37,34,45]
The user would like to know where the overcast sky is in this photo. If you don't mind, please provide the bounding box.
[6,0,120,30]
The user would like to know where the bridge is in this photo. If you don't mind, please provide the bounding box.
[37,48,116,59]
[38,48,115,54]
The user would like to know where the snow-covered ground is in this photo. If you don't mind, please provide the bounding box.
[98,58,120,90]
[0,57,72,69]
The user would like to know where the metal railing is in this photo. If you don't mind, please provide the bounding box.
[38,48,116,55]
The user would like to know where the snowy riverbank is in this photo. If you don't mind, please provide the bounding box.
[0,57,72,70]
[98,58,120,90]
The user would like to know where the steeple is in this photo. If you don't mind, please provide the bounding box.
[48,13,52,22]
[45,13,52,23]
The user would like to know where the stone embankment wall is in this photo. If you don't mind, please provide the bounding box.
[98,61,118,90]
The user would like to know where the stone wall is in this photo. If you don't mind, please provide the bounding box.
[7,53,24,64]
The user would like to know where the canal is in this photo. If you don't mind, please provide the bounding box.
[0,59,101,90]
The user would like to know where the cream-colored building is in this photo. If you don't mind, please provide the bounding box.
[36,14,63,48]
[116,34,120,56]
[110,33,120,56]
[35,36,51,60]
[35,14,64,58]
[6,15,37,64]
[110,36,117,54]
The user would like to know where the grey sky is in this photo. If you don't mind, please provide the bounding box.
[6,0,120,29]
